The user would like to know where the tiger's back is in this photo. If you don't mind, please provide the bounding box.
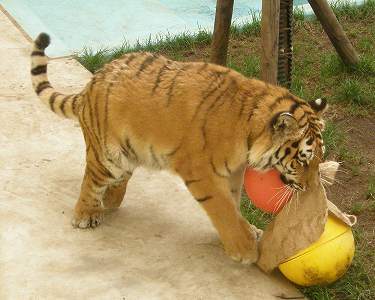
[85,52,288,172]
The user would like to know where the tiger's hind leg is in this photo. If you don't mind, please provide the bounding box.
[102,174,132,209]
[181,168,259,264]
[72,164,109,229]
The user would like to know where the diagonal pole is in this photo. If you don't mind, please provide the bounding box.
[308,0,359,65]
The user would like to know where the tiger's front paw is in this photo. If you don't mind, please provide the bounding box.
[72,208,103,229]
[223,219,259,264]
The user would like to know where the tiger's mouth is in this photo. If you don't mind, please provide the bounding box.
[280,173,305,191]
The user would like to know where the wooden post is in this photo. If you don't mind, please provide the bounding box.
[210,0,234,66]
[278,0,293,88]
[261,0,280,85]
[308,0,359,65]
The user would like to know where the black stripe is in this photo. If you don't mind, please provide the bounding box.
[86,165,106,184]
[31,65,47,75]
[150,146,161,168]
[35,81,51,94]
[126,138,138,161]
[270,95,290,110]
[247,134,251,151]
[306,136,314,145]
[185,179,201,186]
[166,68,183,106]
[198,62,209,73]
[290,102,300,113]
[196,195,213,202]
[206,82,231,111]
[152,64,168,94]
[166,143,182,157]
[238,98,245,116]
[192,98,206,121]
[124,54,136,65]
[296,110,306,123]
[212,80,237,110]
[106,155,122,169]
[59,96,70,116]
[291,141,299,148]
[104,83,114,142]
[136,54,157,77]
[49,92,59,112]
[265,156,273,168]
[279,147,291,163]
[299,120,308,128]
[71,95,79,115]
[120,145,130,157]
[81,108,112,180]
[274,147,282,160]
[90,173,104,187]
[247,91,268,121]
[86,92,101,146]
[31,51,45,56]
[202,74,225,100]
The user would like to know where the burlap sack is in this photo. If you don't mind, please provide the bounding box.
[256,160,355,273]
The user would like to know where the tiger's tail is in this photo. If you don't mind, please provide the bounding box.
[31,33,82,120]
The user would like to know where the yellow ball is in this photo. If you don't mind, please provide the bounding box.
[278,215,355,286]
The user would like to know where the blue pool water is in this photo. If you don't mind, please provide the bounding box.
[0,0,347,57]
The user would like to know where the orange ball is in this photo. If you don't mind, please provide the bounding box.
[244,168,292,214]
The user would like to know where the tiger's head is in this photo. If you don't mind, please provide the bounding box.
[248,97,328,191]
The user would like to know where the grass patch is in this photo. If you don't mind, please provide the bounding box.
[367,175,375,201]
[240,194,271,230]
[229,55,260,78]
[231,11,261,38]
[76,48,111,74]
[322,121,345,159]
[338,79,365,105]
[322,121,363,174]
[332,0,375,20]
[76,29,212,72]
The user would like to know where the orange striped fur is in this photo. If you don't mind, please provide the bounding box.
[31,33,327,264]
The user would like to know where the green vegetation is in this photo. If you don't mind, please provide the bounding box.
[367,176,375,201]
[231,11,261,38]
[240,195,271,230]
[76,30,212,73]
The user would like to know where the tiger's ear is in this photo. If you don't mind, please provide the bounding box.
[272,112,298,136]
[308,98,328,116]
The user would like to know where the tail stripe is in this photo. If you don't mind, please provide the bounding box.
[35,81,51,94]
[72,95,78,113]
[49,92,59,112]
[60,96,70,115]
[31,65,47,75]
[31,51,45,56]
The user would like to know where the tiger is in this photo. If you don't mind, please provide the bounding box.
[30,33,327,264]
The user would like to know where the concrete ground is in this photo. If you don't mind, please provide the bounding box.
[0,9,304,300]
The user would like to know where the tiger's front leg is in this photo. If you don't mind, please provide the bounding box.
[183,173,259,264]
[72,164,108,228]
